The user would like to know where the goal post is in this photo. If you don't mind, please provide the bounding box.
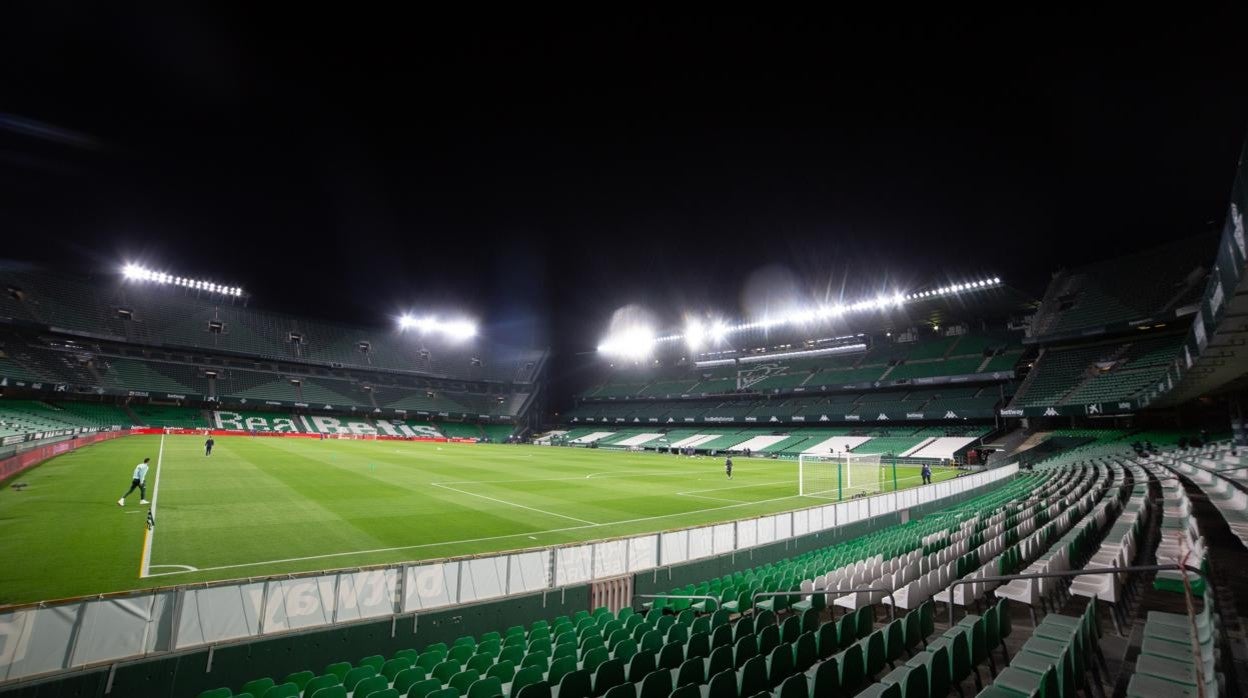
[798,452,885,499]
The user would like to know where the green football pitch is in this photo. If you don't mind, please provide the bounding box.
[0,434,957,605]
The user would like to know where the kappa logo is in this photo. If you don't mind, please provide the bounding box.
[769,416,779,422]
[819,414,830,421]
[1043,407,1059,417]
[944,411,958,419]
[877,413,890,421]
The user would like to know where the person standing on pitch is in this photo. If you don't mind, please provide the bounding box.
[119,457,151,506]
[921,462,932,485]
[205,436,215,456]
[725,455,733,479]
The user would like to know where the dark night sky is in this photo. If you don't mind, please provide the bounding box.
[2,5,1247,379]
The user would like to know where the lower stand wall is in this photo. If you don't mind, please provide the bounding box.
[0,586,592,698]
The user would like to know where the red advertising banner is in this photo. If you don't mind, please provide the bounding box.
[0,429,478,482]
[0,430,129,482]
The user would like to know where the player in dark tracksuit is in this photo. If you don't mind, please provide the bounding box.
[205,437,215,456]
[725,456,733,479]
[921,463,932,485]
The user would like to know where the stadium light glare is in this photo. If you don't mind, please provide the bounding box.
[599,326,656,359]
[122,263,245,297]
[398,314,478,339]
[684,320,706,349]
[611,275,1000,357]
[443,320,477,340]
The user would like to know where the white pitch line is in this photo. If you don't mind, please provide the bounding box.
[138,433,166,578]
[676,480,789,495]
[674,492,742,503]
[674,480,791,503]
[148,564,199,572]
[430,482,598,525]
[436,470,706,485]
[144,490,810,578]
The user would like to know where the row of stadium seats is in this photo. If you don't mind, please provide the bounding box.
[0,269,546,383]
[1027,235,1215,341]
[1009,333,1184,408]
[0,400,519,440]
[550,426,989,459]
[0,337,525,417]
[565,388,1002,424]
[584,334,1023,401]
[0,399,129,436]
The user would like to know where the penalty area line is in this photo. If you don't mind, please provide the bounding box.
[430,482,598,525]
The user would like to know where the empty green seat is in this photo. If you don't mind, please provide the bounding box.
[343,667,378,692]
[241,679,275,697]
[408,678,444,698]
[350,676,387,698]
[450,670,482,695]
[467,677,504,698]
[284,672,315,690]
[303,674,341,697]
[261,684,299,698]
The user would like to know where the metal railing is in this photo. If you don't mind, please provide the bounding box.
[635,594,719,608]
[944,563,1203,627]
[755,587,899,622]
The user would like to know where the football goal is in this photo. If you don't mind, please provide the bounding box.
[798,452,884,499]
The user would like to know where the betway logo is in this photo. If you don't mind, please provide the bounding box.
[999,409,1024,417]
[844,415,860,421]
[905,412,925,419]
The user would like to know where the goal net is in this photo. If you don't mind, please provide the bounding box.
[798,452,884,499]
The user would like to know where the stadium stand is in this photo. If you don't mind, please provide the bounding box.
[0,267,544,383]
[153,438,1248,698]
[1010,333,1185,410]
[0,269,543,441]
[1026,235,1216,342]
[578,333,1024,403]
[130,404,208,428]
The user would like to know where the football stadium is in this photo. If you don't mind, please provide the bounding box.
[4,10,1248,698]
